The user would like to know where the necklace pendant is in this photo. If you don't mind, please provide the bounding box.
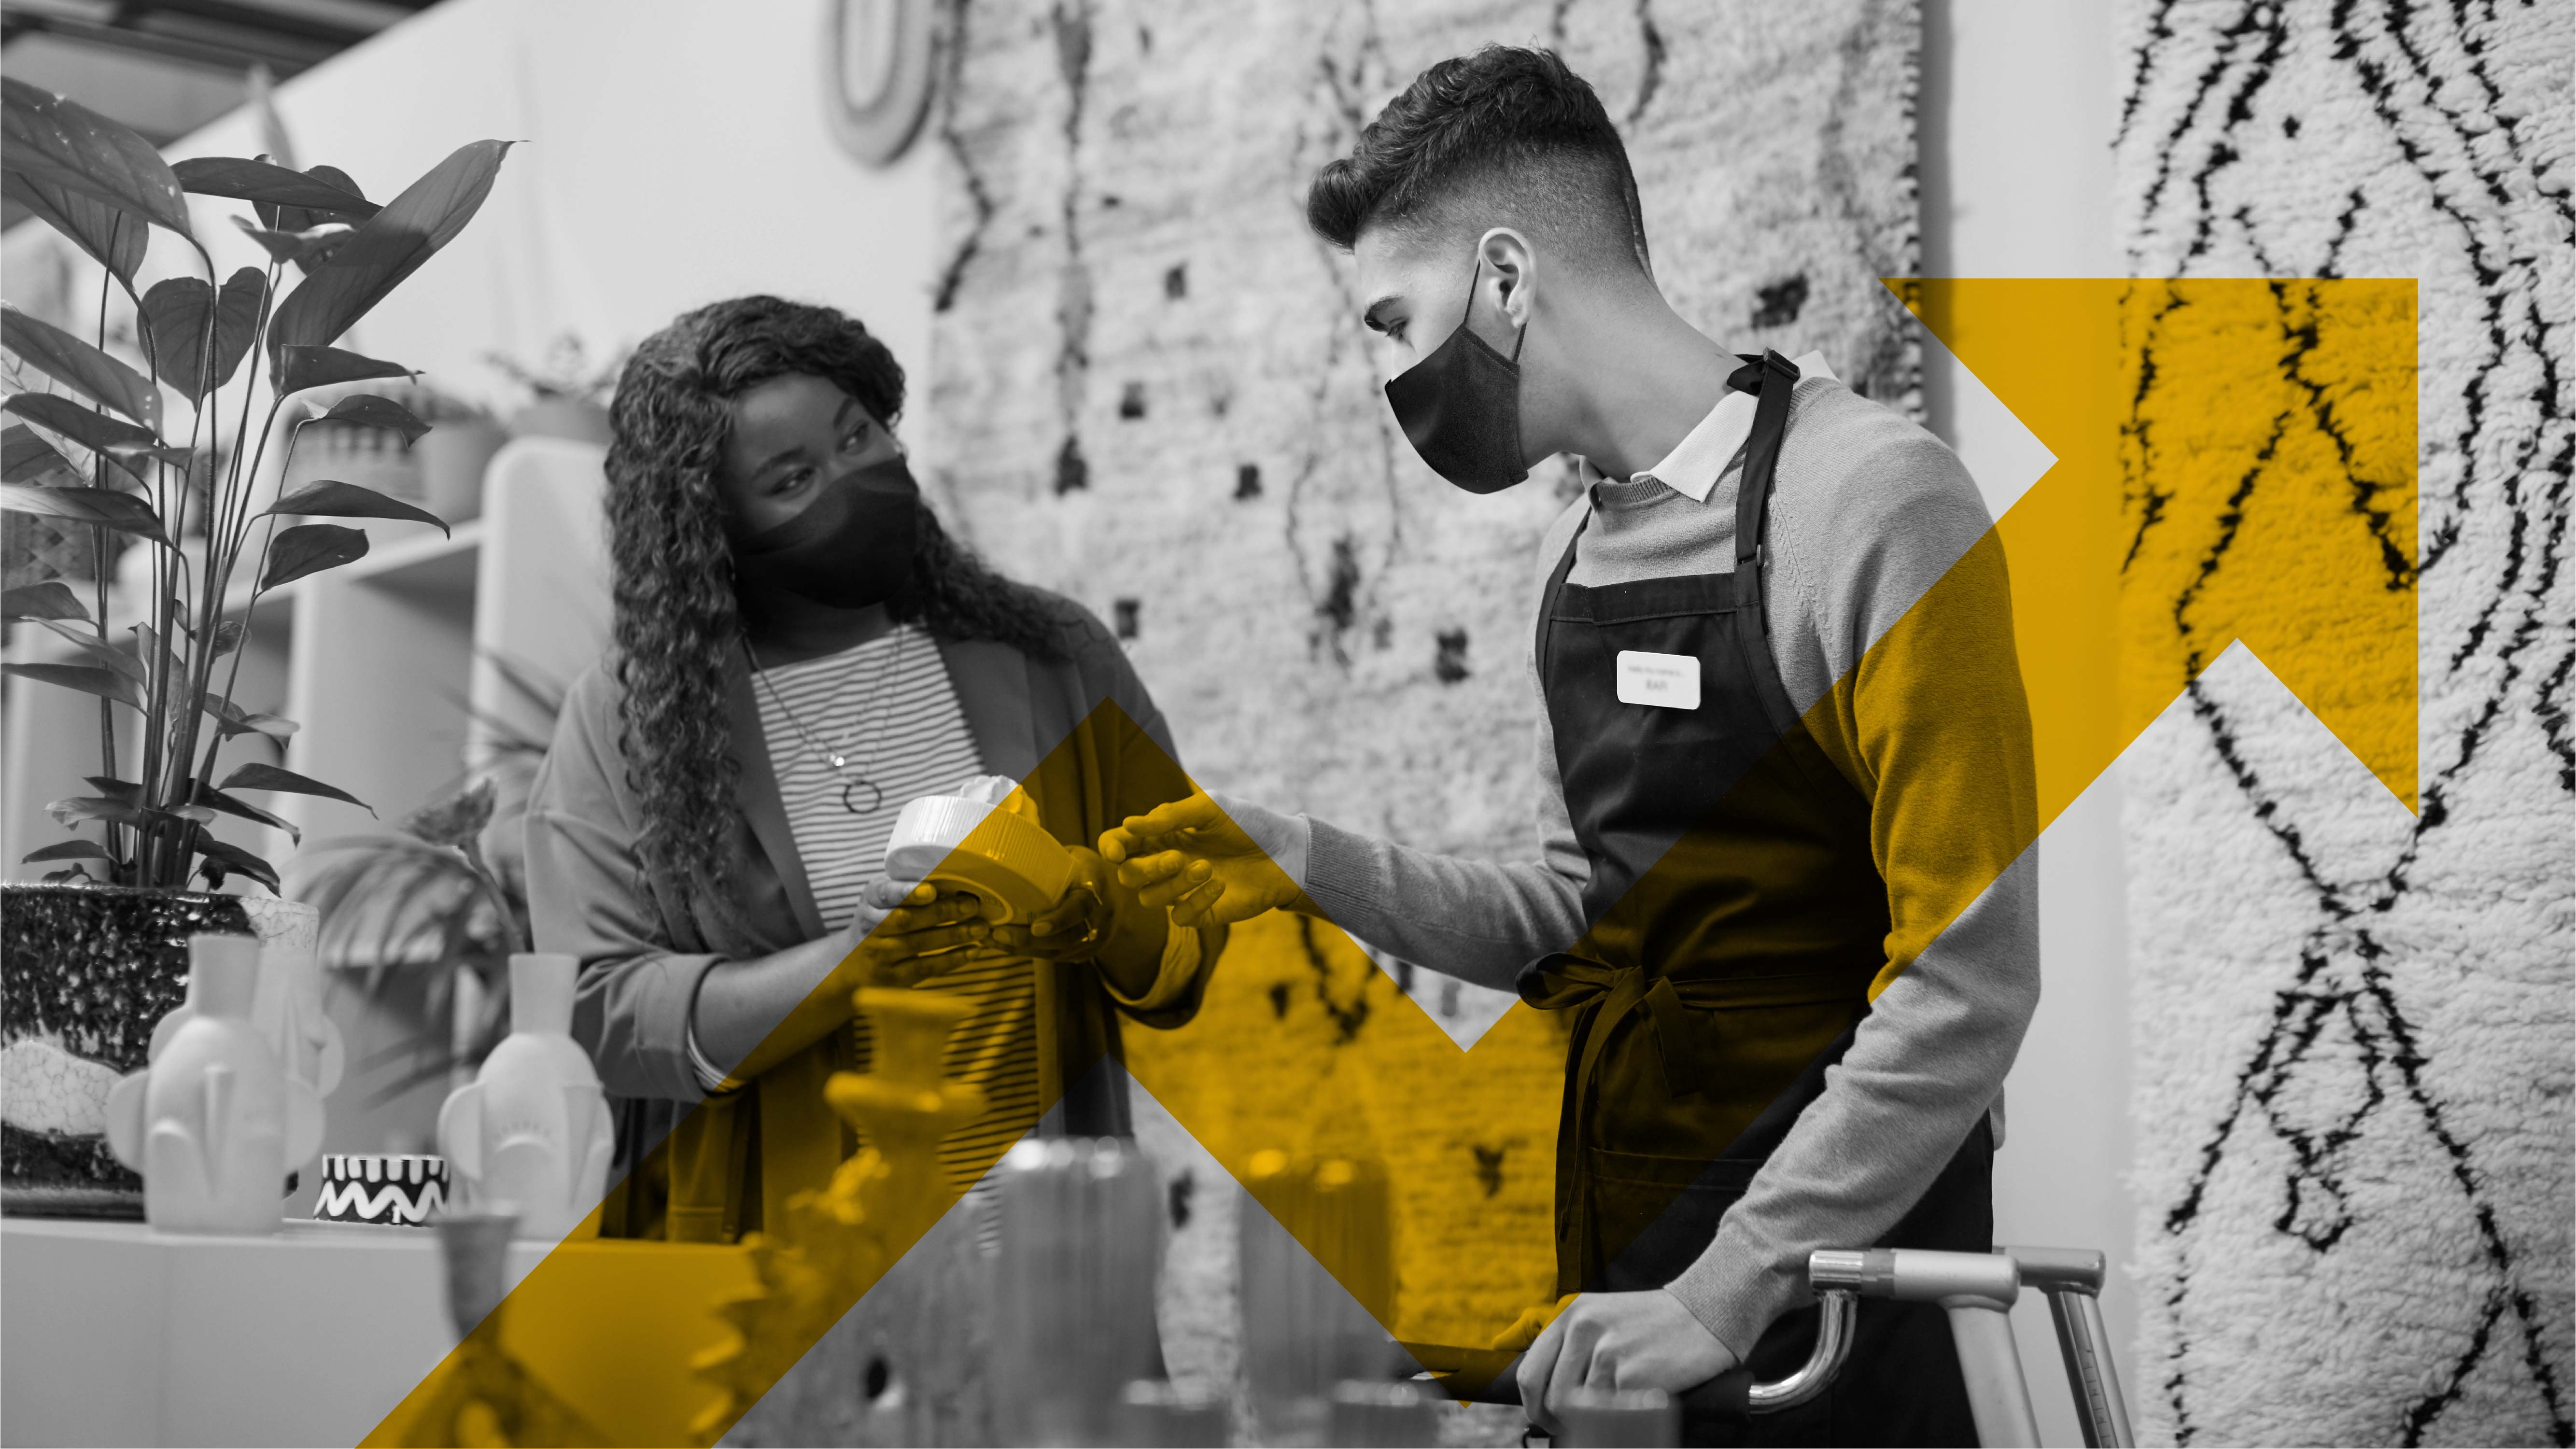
[828,753,847,770]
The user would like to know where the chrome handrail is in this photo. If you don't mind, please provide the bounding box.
[1735,1285,1858,1411]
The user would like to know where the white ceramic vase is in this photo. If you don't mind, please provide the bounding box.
[437,953,613,1242]
[104,934,325,1234]
[148,899,342,1102]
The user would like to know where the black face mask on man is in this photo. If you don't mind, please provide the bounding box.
[1382,255,1531,494]
[729,454,921,610]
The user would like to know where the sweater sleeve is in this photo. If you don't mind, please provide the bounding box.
[1663,419,2041,1358]
[526,664,727,1105]
[1277,498,1593,994]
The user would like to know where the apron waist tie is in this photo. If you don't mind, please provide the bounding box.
[1520,954,1868,1286]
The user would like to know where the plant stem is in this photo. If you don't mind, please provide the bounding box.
[161,242,231,885]
[89,257,125,874]
[195,261,287,799]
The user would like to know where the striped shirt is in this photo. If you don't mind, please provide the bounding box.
[687,623,1042,1199]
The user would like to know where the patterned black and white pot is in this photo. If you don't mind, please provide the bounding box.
[314,1154,450,1226]
[0,883,315,1218]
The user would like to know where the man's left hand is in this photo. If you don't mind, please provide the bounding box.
[987,846,1118,961]
[1516,1290,1739,1436]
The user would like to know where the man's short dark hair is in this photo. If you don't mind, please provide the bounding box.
[1306,46,1649,277]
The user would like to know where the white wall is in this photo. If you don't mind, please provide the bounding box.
[1917,2,2137,1440]
[157,0,940,419]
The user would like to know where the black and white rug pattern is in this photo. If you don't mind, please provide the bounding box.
[2114,2,2572,1444]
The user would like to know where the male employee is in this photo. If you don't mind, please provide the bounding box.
[1103,45,2040,1446]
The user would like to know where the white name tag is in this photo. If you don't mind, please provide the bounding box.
[1616,650,1702,710]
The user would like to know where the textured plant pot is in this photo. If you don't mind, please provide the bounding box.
[0,885,312,1217]
[506,398,613,446]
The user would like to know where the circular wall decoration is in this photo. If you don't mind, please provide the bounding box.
[822,0,941,168]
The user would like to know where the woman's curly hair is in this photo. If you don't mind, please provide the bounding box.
[603,295,1070,920]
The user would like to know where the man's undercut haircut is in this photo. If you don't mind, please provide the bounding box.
[1307,45,1650,279]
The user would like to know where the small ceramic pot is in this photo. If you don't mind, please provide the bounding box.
[314,1154,451,1226]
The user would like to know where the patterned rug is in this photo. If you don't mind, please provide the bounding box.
[2113,2,2573,1444]
[920,0,1923,1357]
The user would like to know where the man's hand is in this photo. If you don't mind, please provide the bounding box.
[987,846,1116,961]
[1489,1294,1579,1352]
[1097,789,1304,928]
[843,874,993,989]
[1515,1291,1739,1436]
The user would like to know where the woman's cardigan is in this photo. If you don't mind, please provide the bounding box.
[524,597,1224,1241]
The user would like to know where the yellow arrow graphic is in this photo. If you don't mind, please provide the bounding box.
[1906,277,2418,816]
[368,278,2417,1444]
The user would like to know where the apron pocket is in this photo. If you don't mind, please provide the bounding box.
[1584,1147,1763,1293]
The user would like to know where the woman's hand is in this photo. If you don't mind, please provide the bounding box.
[1097,789,1307,928]
[841,874,994,989]
[986,846,1116,961]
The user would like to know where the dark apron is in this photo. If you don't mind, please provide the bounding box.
[1514,351,1989,1447]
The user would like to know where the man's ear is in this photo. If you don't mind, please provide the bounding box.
[1477,226,1537,326]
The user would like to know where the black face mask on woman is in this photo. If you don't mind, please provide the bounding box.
[1382,255,1531,494]
[730,454,921,609]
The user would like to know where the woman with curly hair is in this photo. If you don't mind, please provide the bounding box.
[524,295,1221,1242]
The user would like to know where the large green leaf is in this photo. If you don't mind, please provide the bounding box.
[267,479,447,535]
[0,169,144,287]
[202,693,298,741]
[0,481,167,542]
[45,797,211,830]
[231,215,356,268]
[23,838,114,865]
[172,157,380,220]
[0,307,158,427]
[35,618,143,681]
[2,662,141,709]
[220,760,371,814]
[267,140,513,356]
[138,270,266,402]
[193,783,301,845]
[258,522,368,589]
[319,394,431,444]
[0,391,158,458]
[0,78,191,240]
[0,425,79,486]
[192,833,283,894]
[1,580,90,621]
[270,164,373,273]
[273,345,412,397]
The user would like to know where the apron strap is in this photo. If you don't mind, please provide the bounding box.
[1731,349,1801,605]
[1730,350,1807,739]
[1535,505,1592,683]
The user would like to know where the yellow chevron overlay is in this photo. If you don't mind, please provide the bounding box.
[365,278,2415,1445]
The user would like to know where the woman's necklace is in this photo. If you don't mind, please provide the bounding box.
[747,628,909,815]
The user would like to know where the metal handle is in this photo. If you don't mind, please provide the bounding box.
[1694,1285,1858,1415]
[1399,1289,1852,1420]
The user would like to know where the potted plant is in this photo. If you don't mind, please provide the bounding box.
[0,75,512,1214]
[294,652,566,1102]
[485,333,618,445]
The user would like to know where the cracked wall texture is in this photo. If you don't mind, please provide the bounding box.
[921,0,1920,1353]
